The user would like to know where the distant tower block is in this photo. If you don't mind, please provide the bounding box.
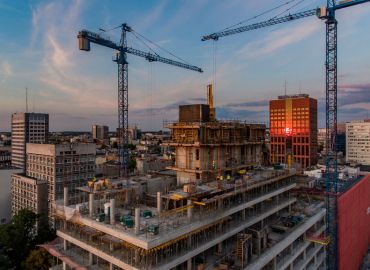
[269,94,318,169]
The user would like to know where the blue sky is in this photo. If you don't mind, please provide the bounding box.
[0,0,369,131]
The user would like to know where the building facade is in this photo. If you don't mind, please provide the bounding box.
[0,168,22,224]
[11,113,49,170]
[318,123,346,155]
[11,173,48,218]
[346,120,370,165]
[0,150,11,168]
[270,94,318,169]
[164,104,266,185]
[45,170,326,270]
[26,143,96,215]
[92,125,109,140]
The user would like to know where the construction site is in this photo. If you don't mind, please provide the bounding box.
[42,97,328,270]
[163,85,266,185]
[41,1,370,268]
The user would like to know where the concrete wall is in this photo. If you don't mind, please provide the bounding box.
[0,168,22,223]
[27,143,96,156]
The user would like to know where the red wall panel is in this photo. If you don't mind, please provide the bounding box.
[337,175,370,270]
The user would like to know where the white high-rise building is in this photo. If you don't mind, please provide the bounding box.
[25,143,96,216]
[11,113,49,170]
[346,120,370,165]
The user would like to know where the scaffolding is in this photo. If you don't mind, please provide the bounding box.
[50,169,310,269]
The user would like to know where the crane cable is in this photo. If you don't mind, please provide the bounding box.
[98,25,192,66]
[130,31,160,57]
[212,40,217,100]
[130,29,191,65]
[220,0,298,32]
[271,0,307,19]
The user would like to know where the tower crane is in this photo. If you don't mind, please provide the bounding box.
[78,23,203,179]
[202,1,370,269]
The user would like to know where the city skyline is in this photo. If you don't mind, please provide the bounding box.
[1,0,370,132]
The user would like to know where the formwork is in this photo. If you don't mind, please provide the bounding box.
[337,175,370,270]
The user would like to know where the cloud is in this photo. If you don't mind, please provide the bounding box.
[1,61,12,76]
[135,1,168,32]
[0,61,13,82]
[226,99,268,107]
[238,19,321,59]
[29,0,117,112]
[217,107,267,123]
[338,83,370,107]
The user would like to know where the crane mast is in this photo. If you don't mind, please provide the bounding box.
[201,1,370,269]
[78,23,202,178]
[323,2,338,269]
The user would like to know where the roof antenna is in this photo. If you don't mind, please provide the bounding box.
[33,92,35,112]
[26,87,28,113]
[284,80,287,96]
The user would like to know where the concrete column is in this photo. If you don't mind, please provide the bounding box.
[289,263,293,270]
[63,239,68,269]
[187,258,192,270]
[89,252,93,265]
[110,263,114,270]
[272,257,277,270]
[125,189,130,204]
[135,249,140,264]
[89,193,94,218]
[314,254,317,264]
[187,200,193,220]
[217,242,222,253]
[135,208,140,235]
[157,192,162,213]
[303,249,307,260]
[110,199,115,225]
[63,187,68,206]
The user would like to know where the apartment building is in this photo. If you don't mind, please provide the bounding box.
[346,120,370,165]
[11,173,48,218]
[92,125,109,140]
[26,143,96,215]
[11,113,49,170]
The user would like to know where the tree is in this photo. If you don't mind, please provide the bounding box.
[152,145,162,155]
[0,209,55,269]
[23,249,53,270]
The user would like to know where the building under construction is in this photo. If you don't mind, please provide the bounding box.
[44,168,326,270]
[43,90,327,270]
[164,85,266,185]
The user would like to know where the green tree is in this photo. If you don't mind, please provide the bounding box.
[0,209,55,269]
[152,145,162,155]
[23,249,53,270]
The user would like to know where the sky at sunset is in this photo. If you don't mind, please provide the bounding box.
[0,0,370,131]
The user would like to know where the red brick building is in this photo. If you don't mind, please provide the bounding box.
[269,94,317,169]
